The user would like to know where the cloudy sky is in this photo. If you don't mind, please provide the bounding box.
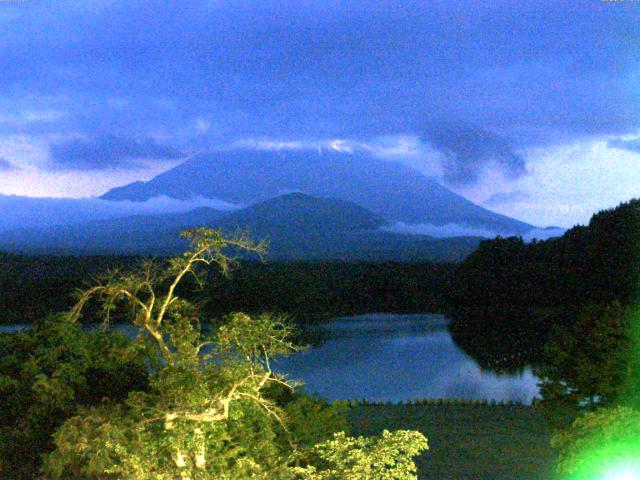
[0,0,638,227]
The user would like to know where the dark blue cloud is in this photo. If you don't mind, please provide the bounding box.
[0,0,637,177]
[0,158,19,172]
[424,125,527,185]
[49,135,184,171]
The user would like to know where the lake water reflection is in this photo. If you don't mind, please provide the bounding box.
[1,314,540,404]
[274,314,540,404]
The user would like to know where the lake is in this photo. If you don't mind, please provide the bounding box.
[1,313,540,404]
[274,314,539,404]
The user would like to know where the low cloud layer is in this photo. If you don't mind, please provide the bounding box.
[0,1,637,227]
[0,194,240,232]
[522,227,566,241]
[423,125,527,186]
[384,222,505,239]
[49,135,184,171]
[384,221,565,241]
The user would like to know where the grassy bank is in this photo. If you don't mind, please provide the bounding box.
[349,404,555,480]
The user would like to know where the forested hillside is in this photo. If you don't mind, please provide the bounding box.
[448,199,640,402]
[449,199,640,309]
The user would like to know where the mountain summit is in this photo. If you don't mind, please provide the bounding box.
[102,149,534,235]
[218,192,386,236]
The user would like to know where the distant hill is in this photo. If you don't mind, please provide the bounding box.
[0,193,481,261]
[101,149,535,235]
[218,192,386,235]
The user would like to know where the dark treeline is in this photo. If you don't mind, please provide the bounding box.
[3,200,639,394]
[205,261,454,320]
[0,253,454,324]
[0,253,139,324]
[449,199,640,309]
[447,199,640,384]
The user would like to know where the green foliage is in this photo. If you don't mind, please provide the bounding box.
[449,198,640,310]
[44,396,296,479]
[293,430,428,480]
[39,228,427,479]
[535,302,631,426]
[43,251,298,477]
[281,395,351,454]
[552,406,640,479]
[0,315,149,479]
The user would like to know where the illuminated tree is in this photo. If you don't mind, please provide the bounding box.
[42,228,427,479]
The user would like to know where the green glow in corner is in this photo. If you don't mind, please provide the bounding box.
[602,463,640,480]
[553,303,640,479]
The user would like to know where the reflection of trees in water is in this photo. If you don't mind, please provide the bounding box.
[292,325,330,348]
[292,314,449,348]
[448,306,557,375]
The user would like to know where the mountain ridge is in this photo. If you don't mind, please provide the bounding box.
[101,149,535,235]
[0,193,482,261]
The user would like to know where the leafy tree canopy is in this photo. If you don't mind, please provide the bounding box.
[31,228,428,479]
[0,314,149,479]
[535,301,632,426]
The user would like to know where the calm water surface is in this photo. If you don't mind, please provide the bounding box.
[274,314,540,404]
[1,314,540,404]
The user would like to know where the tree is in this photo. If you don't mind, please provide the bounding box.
[542,302,640,478]
[535,301,631,426]
[0,315,148,479]
[293,430,428,480]
[42,228,427,479]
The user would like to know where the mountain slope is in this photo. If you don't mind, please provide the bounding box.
[218,192,386,235]
[101,149,534,235]
[0,193,481,261]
